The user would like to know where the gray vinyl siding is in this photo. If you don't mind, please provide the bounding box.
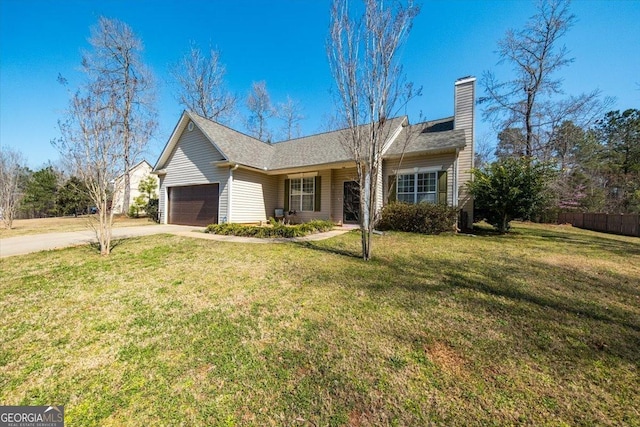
[454,79,475,226]
[231,168,278,223]
[158,126,228,224]
[383,154,456,206]
[276,169,332,223]
[330,167,358,223]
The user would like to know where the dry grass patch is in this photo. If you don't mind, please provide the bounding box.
[0,215,154,238]
[0,222,638,426]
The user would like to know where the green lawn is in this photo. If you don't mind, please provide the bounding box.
[1,223,638,426]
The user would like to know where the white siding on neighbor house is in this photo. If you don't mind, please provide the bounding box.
[383,154,456,205]
[158,126,228,224]
[113,162,154,214]
[231,168,278,223]
[454,78,476,226]
[330,167,358,223]
[276,169,332,223]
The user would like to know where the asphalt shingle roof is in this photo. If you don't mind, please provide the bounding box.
[269,128,352,169]
[185,112,465,171]
[189,113,273,170]
[385,124,466,156]
[268,116,407,170]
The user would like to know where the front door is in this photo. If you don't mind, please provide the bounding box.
[343,181,360,224]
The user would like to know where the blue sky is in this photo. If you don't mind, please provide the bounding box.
[1,0,638,169]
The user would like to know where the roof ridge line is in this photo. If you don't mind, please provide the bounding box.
[187,110,273,147]
[274,115,409,144]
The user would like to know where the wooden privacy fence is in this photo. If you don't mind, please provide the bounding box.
[558,212,640,237]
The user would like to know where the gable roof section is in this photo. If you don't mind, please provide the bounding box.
[384,122,466,157]
[115,159,152,181]
[154,111,272,171]
[189,113,274,170]
[131,159,152,172]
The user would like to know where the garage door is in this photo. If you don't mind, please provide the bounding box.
[169,184,219,226]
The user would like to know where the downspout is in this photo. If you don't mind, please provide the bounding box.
[453,149,459,207]
[163,185,168,224]
[227,164,239,223]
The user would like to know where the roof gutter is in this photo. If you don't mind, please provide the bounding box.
[382,147,461,159]
[453,148,460,207]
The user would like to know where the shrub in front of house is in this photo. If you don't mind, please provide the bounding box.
[377,202,458,234]
[146,198,160,223]
[128,205,140,218]
[205,219,334,238]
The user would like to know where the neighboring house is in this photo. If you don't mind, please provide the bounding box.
[112,160,155,214]
[152,77,475,228]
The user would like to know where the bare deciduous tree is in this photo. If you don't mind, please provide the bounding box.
[277,95,304,140]
[171,42,236,123]
[474,132,495,169]
[53,16,154,255]
[539,93,613,161]
[54,89,122,255]
[0,146,27,229]
[246,81,274,142]
[495,127,527,160]
[480,0,593,158]
[328,0,420,260]
[83,17,157,214]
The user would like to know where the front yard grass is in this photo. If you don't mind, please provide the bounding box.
[0,222,638,426]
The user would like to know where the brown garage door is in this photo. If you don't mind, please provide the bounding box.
[169,184,219,226]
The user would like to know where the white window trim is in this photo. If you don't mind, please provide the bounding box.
[287,172,318,179]
[289,177,315,212]
[396,166,442,175]
[397,171,438,204]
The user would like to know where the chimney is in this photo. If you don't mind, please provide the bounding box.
[454,76,476,154]
[453,76,476,229]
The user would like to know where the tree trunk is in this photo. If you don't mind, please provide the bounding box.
[97,199,112,255]
[525,89,533,157]
[361,228,372,261]
[123,163,130,214]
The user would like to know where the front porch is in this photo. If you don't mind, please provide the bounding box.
[273,167,361,225]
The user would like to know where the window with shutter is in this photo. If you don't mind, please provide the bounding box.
[395,171,441,204]
[288,176,316,212]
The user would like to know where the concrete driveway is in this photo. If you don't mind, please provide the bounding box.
[0,224,353,258]
[0,225,201,258]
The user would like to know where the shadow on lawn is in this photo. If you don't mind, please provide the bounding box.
[294,240,363,259]
[473,225,640,257]
[390,253,639,363]
[88,239,125,253]
[528,233,640,257]
[299,231,640,365]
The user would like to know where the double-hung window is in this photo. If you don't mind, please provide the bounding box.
[290,177,315,211]
[397,171,437,204]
